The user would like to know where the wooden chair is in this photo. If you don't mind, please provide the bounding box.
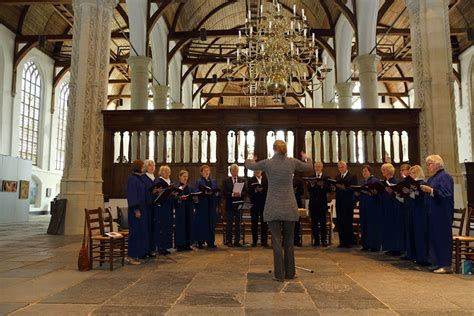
[84,207,126,271]
[453,207,474,273]
[352,206,361,245]
[326,204,333,245]
[107,207,129,251]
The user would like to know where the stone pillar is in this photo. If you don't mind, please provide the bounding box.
[355,54,380,108]
[128,56,151,109]
[60,0,117,235]
[405,0,464,190]
[152,85,168,109]
[335,82,354,108]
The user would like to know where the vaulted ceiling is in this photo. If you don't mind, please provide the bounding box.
[0,0,472,108]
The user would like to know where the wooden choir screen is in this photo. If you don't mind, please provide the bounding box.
[102,108,420,198]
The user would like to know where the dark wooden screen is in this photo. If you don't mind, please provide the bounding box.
[103,108,420,198]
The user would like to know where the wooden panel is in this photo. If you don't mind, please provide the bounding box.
[102,108,421,198]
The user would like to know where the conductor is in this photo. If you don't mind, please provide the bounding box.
[245,140,312,282]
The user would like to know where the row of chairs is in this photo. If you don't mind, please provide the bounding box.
[83,207,129,271]
[216,206,334,246]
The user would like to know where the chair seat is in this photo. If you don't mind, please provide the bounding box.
[91,235,125,241]
[453,236,474,242]
[117,230,129,236]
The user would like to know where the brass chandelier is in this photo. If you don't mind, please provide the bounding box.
[222,0,331,104]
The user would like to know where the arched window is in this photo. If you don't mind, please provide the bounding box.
[19,61,42,165]
[56,81,69,170]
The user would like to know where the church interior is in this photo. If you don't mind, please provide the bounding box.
[0,0,473,315]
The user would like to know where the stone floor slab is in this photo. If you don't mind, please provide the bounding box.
[0,303,27,315]
[10,303,99,315]
[92,305,169,315]
[167,305,244,316]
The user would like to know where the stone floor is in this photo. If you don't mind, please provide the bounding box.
[0,216,473,316]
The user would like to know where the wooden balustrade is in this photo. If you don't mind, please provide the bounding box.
[103,108,420,198]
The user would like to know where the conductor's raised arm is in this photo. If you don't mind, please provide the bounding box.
[245,154,267,171]
[294,151,313,173]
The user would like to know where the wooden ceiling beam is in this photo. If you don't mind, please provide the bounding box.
[169,28,335,40]
[193,76,414,84]
[376,27,467,36]
[181,55,412,65]
[377,0,395,24]
[200,92,409,98]
[147,0,172,36]
[0,0,126,3]
[16,32,129,42]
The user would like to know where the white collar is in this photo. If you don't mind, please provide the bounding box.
[160,176,171,185]
[146,172,155,181]
[256,176,262,184]
[341,171,348,178]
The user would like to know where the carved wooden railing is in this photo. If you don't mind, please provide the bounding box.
[102,108,420,198]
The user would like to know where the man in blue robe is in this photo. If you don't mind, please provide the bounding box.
[421,155,454,274]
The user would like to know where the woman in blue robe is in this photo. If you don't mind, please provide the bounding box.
[125,160,149,264]
[408,165,429,265]
[193,164,220,248]
[154,165,176,255]
[421,155,454,273]
[358,165,381,251]
[381,163,402,255]
[142,160,158,257]
[174,170,194,251]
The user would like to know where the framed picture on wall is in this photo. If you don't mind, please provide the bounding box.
[3,181,18,192]
[19,180,29,199]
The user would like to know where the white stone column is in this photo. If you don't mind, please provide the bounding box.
[405,0,464,192]
[152,85,168,109]
[356,0,379,108]
[355,54,381,108]
[335,3,354,107]
[128,56,151,109]
[335,82,354,108]
[60,0,117,235]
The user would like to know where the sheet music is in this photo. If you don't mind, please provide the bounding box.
[233,182,244,195]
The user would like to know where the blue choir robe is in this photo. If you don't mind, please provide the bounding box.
[126,173,150,258]
[154,178,175,251]
[359,175,381,250]
[382,177,402,252]
[410,180,429,264]
[142,174,157,253]
[402,192,416,260]
[427,169,454,267]
[193,176,219,245]
[174,183,195,248]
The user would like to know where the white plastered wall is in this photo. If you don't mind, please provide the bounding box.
[0,24,63,212]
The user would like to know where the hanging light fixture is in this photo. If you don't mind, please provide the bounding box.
[223,0,331,104]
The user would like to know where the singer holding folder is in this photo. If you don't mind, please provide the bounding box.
[223,164,247,247]
[245,140,312,282]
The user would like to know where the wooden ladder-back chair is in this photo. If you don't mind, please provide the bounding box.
[84,207,126,271]
[326,204,333,245]
[453,207,474,273]
[106,207,129,251]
